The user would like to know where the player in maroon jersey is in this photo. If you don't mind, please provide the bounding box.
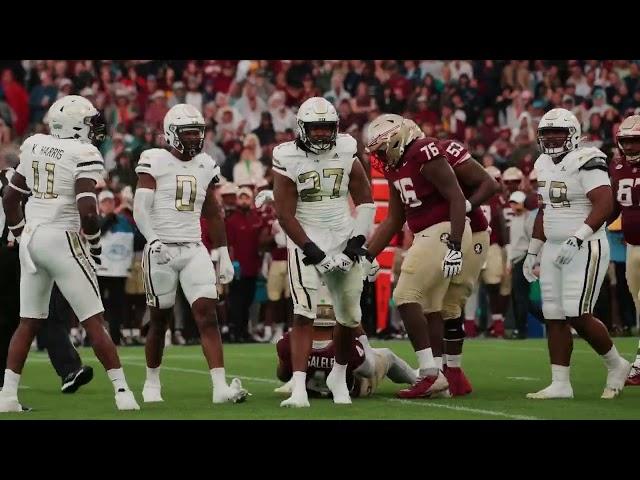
[610,114,640,386]
[361,114,470,399]
[434,138,500,396]
[275,282,417,398]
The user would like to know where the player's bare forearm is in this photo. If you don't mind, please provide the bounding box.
[203,185,227,248]
[455,158,501,208]
[532,206,546,242]
[348,157,374,206]
[366,184,404,257]
[273,171,310,249]
[75,177,100,236]
[422,157,466,244]
[3,172,27,236]
[585,185,613,233]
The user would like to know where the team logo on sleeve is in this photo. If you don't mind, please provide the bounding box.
[474,243,483,254]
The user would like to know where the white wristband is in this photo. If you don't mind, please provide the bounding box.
[465,199,472,213]
[76,192,97,202]
[574,224,594,242]
[527,238,544,255]
[8,218,25,231]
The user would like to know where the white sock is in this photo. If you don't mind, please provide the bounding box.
[107,368,129,393]
[292,371,307,394]
[491,314,504,323]
[447,354,462,368]
[434,356,443,370]
[416,348,437,372]
[331,361,347,379]
[602,345,623,370]
[210,367,227,390]
[145,367,161,385]
[551,364,570,385]
[2,369,20,396]
[357,334,371,349]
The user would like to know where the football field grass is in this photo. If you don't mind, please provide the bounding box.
[4,337,640,420]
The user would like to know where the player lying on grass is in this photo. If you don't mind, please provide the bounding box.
[273,280,417,399]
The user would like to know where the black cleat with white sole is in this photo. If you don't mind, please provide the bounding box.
[61,366,94,394]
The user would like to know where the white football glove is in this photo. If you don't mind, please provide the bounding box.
[254,189,274,209]
[315,255,339,274]
[554,236,582,266]
[442,247,463,278]
[215,246,235,284]
[332,253,354,273]
[362,257,381,282]
[149,239,173,265]
[523,252,539,283]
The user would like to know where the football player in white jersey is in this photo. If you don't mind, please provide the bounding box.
[0,96,139,412]
[272,97,375,407]
[133,104,248,405]
[523,108,631,400]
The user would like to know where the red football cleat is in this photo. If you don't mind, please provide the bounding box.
[625,365,640,386]
[489,319,505,338]
[444,366,473,396]
[463,320,478,338]
[397,372,449,399]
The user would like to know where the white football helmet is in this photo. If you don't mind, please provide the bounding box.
[616,114,640,163]
[164,104,205,157]
[46,95,106,145]
[537,108,581,158]
[296,97,339,154]
[365,114,424,170]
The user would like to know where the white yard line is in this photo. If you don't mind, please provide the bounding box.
[118,360,541,420]
[507,376,540,381]
[387,398,539,420]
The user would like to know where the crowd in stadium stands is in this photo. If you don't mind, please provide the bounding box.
[1,59,639,345]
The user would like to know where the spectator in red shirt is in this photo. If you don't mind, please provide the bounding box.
[225,187,270,342]
[1,69,29,136]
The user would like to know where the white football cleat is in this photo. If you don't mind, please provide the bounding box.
[142,383,163,403]
[326,369,352,405]
[602,358,631,399]
[526,383,574,399]
[213,378,249,404]
[115,389,140,410]
[274,378,294,394]
[280,390,310,408]
[0,392,23,413]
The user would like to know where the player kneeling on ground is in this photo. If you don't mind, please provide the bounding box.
[134,104,248,405]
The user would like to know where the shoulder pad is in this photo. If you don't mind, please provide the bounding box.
[136,148,168,177]
[573,147,607,168]
[335,133,357,156]
[19,134,43,154]
[195,153,221,183]
[533,154,548,171]
[579,156,608,172]
[272,141,298,168]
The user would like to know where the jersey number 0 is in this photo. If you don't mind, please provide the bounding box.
[175,175,196,211]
